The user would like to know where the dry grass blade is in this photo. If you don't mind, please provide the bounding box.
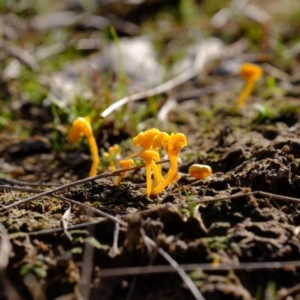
[277,283,300,300]
[0,224,11,274]
[0,160,169,212]
[0,224,20,300]
[142,234,205,300]
[109,222,120,258]
[100,38,223,118]
[0,165,142,212]
[195,190,300,205]
[61,203,72,241]
[24,274,47,300]
[0,184,127,227]
[0,177,60,187]
[27,220,101,236]
[79,205,96,300]
[28,220,99,236]
[99,260,300,277]
[55,195,127,227]
[0,185,41,193]
[0,40,39,71]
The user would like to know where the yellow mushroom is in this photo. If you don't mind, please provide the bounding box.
[188,164,212,180]
[133,128,164,190]
[68,116,99,177]
[151,133,187,196]
[115,159,134,185]
[237,63,263,107]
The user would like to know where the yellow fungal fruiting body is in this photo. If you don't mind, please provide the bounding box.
[133,128,164,194]
[237,63,263,108]
[132,128,187,196]
[115,159,134,186]
[188,164,212,180]
[151,133,187,196]
[68,116,99,177]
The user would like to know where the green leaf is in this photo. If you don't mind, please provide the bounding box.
[85,237,109,250]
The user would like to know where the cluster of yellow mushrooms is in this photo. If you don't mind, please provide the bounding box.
[67,121,212,196]
[67,62,263,196]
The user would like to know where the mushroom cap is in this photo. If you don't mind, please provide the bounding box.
[133,128,161,150]
[189,164,212,180]
[140,149,160,162]
[239,63,263,81]
[152,131,166,149]
[172,133,187,149]
[68,116,92,142]
[163,133,187,156]
[119,159,134,169]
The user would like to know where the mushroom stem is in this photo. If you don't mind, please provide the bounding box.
[115,159,134,185]
[87,135,100,177]
[145,162,152,197]
[237,78,255,108]
[151,160,163,188]
[151,157,178,196]
[140,150,159,197]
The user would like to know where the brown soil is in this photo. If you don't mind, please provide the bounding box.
[1,1,300,300]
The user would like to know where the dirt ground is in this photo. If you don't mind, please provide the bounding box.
[1,1,300,300]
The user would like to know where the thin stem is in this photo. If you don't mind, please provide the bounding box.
[237,78,254,107]
[145,164,152,197]
[151,157,177,195]
[87,136,100,177]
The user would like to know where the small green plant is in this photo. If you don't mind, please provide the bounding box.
[262,76,284,99]
[20,261,47,279]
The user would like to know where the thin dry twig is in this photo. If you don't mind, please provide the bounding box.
[195,190,300,205]
[79,203,96,300]
[0,185,41,193]
[0,161,168,213]
[100,38,223,118]
[0,184,127,227]
[142,234,205,300]
[0,177,60,187]
[99,260,300,278]
[276,282,300,300]
[109,222,120,258]
[0,40,39,71]
[27,220,100,236]
[0,224,20,300]
[55,195,127,227]
[22,188,300,238]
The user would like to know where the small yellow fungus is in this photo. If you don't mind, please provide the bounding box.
[133,128,164,190]
[237,63,263,107]
[188,164,212,180]
[68,116,99,177]
[115,159,134,186]
[151,132,187,196]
